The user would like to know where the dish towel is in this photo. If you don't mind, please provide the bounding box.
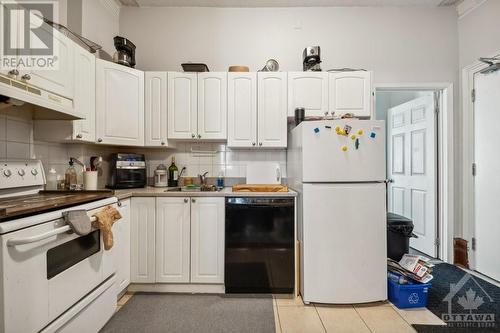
[92,206,122,250]
[63,210,92,236]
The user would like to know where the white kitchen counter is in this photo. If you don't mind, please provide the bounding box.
[113,186,297,200]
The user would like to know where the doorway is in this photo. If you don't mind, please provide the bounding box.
[375,87,450,259]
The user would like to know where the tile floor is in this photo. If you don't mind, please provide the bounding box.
[116,293,445,333]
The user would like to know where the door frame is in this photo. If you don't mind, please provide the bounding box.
[375,83,454,263]
[462,51,500,270]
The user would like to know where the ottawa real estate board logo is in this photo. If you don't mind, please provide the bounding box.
[1,0,58,70]
[442,274,496,329]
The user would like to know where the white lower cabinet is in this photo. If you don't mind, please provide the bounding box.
[156,197,191,283]
[130,196,224,286]
[190,197,225,284]
[130,198,156,283]
[115,199,131,295]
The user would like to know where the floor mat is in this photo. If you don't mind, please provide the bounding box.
[100,293,276,333]
[412,263,500,333]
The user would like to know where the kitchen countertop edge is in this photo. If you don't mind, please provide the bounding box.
[113,187,297,200]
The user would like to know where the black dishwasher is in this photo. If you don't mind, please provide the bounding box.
[225,197,294,294]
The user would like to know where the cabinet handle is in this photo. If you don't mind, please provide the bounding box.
[161,141,165,145]
[259,142,263,146]
[8,69,19,76]
[197,134,201,139]
[21,74,31,81]
[76,133,83,139]
[252,142,256,146]
[184,198,188,203]
[97,138,103,143]
[117,201,122,207]
[191,134,195,138]
[191,199,196,203]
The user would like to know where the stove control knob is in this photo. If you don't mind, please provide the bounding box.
[31,169,38,176]
[18,169,25,176]
[3,169,12,177]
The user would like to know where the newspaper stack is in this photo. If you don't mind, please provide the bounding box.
[387,254,434,284]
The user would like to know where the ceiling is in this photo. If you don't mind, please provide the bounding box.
[117,0,462,8]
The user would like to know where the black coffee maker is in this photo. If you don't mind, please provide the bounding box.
[112,36,136,68]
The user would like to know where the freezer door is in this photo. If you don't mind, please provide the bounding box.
[302,120,385,182]
[302,183,387,304]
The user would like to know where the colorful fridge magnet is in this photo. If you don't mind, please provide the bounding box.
[357,129,364,135]
[355,138,360,149]
[350,134,356,140]
[370,132,376,138]
[341,145,348,151]
[314,127,320,133]
[343,125,352,135]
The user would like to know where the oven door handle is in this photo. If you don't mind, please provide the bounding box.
[7,216,97,246]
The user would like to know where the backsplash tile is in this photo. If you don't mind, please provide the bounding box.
[0,105,288,187]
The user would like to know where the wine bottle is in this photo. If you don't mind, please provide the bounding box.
[168,157,179,187]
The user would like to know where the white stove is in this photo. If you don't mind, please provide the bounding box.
[0,160,118,333]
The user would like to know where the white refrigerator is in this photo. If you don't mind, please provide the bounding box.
[288,120,387,304]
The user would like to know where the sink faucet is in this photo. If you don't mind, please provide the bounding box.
[199,171,209,186]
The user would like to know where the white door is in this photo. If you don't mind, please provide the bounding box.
[473,70,500,281]
[387,95,437,257]
[130,198,156,283]
[227,72,257,148]
[329,71,372,118]
[25,16,74,99]
[288,72,329,117]
[156,197,191,283]
[72,44,96,142]
[190,197,225,284]
[145,72,168,146]
[115,199,131,295]
[302,183,387,304]
[95,59,145,146]
[168,72,197,139]
[257,72,287,148]
[198,72,227,140]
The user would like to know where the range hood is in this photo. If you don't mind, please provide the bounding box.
[0,75,84,120]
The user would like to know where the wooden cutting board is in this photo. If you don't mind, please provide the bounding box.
[232,184,288,192]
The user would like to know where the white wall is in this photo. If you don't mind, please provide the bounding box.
[119,6,458,83]
[81,0,120,56]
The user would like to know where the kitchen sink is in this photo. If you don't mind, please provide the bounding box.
[165,185,222,192]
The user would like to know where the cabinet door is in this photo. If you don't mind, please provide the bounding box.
[288,72,329,117]
[156,197,191,283]
[198,72,227,140]
[96,59,145,146]
[258,72,287,148]
[167,72,197,139]
[25,16,74,99]
[329,71,372,118]
[227,72,257,148]
[145,72,168,146]
[130,198,156,283]
[115,199,131,295]
[72,44,96,142]
[190,197,224,284]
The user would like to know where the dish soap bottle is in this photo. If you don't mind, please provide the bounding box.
[168,157,179,187]
[217,169,224,189]
[65,159,77,190]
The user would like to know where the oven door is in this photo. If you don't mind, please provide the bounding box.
[1,213,110,333]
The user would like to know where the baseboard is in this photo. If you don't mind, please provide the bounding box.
[128,283,225,294]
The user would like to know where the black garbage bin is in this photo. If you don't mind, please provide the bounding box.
[387,212,417,261]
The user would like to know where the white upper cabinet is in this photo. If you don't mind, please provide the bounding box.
[190,197,225,284]
[130,197,156,284]
[145,72,168,146]
[96,59,144,146]
[197,73,227,140]
[329,71,373,118]
[24,16,74,99]
[227,72,257,148]
[156,198,191,283]
[257,72,287,148]
[167,72,197,139]
[72,44,96,142]
[288,72,329,117]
